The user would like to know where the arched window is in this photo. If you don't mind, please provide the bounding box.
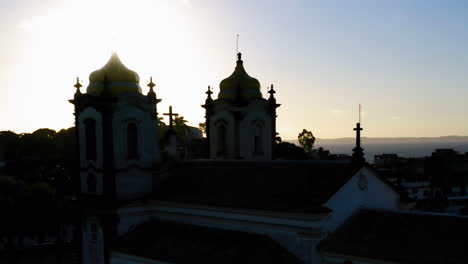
[254,124,263,154]
[87,173,96,193]
[84,119,96,161]
[217,124,227,157]
[127,123,138,159]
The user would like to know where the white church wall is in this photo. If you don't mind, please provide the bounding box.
[323,167,400,233]
[112,104,157,169]
[209,110,235,159]
[208,101,273,160]
[239,102,272,160]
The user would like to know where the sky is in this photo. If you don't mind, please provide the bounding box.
[0,0,468,139]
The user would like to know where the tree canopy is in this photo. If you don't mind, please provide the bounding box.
[298,129,315,152]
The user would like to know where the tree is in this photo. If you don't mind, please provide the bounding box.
[199,122,206,136]
[298,129,315,152]
[274,142,307,160]
[0,131,20,160]
[173,116,189,140]
[275,132,282,144]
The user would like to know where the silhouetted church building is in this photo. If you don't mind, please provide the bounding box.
[70,53,468,264]
[202,53,279,160]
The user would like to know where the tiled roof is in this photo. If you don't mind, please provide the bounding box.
[318,209,468,263]
[153,160,358,213]
[112,220,302,264]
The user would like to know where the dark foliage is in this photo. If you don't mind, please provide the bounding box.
[273,142,307,160]
[0,128,78,245]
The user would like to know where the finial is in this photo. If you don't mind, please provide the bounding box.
[268,84,276,95]
[205,85,213,104]
[147,76,158,103]
[74,77,82,95]
[206,85,213,96]
[148,76,156,90]
[237,52,242,61]
[236,34,239,54]
[74,77,82,89]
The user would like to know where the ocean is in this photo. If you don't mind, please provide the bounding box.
[313,142,468,163]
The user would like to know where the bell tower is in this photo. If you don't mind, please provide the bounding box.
[202,53,279,160]
[71,54,161,264]
[70,53,161,202]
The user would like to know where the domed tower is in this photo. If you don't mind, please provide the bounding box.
[202,53,280,160]
[70,53,161,202]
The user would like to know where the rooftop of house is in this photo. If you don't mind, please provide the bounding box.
[318,209,468,264]
[152,160,361,214]
[112,220,302,264]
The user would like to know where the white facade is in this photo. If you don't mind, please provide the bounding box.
[324,167,401,233]
[76,93,158,200]
[208,100,273,160]
[112,95,158,200]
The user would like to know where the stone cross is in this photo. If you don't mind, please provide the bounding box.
[354,122,363,148]
[163,106,179,129]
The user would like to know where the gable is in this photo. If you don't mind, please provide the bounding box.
[324,167,401,232]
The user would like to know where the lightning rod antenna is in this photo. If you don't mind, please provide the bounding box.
[359,104,362,123]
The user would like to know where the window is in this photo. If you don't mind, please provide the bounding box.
[253,124,263,154]
[87,173,96,193]
[84,119,97,161]
[127,123,138,159]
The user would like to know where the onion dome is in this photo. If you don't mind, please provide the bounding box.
[87,52,141,96]
[218,53,262,102]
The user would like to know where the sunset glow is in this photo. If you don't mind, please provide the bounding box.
[1,0,468,139]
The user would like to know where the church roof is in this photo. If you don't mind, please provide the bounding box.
[218,53,262,103]
[87,53,142,96]
[317,209,468,263]
[153,160,358,214]
[113,220,302,264]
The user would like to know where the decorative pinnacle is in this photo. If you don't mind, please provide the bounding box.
[74,77,82,89]
[268,84,276,95]
[74,77,82,96]
[148,76,156,90]
[205,85,213,104]
[206,85,213,96]
[237,52,242,61]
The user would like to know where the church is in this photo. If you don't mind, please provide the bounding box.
[70,52,468,264]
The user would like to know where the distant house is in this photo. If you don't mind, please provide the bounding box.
[318,209,468,264]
